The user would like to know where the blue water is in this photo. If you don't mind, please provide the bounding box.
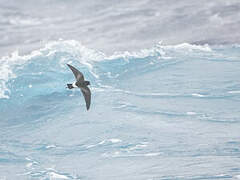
[0,40,240,179]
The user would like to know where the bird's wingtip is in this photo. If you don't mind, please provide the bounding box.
[86,105,90,111]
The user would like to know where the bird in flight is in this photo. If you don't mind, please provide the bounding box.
[66,64,91,110]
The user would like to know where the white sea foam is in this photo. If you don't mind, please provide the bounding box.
[186,112,197,115]
[109,139,122,143]
[128,144,148,151]
[0,49,43,98]
[86,139,122,149]
[46,145,57,149]
[144,152,161,157]
[26,163,33,168]
[48,172,69,179]
[228,91,240,94]
[156,42,212,52]
[98,140,106,145]
[192,93,205,97]
[25,157,32,161]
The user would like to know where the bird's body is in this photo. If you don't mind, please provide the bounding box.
[66,64,91,110]
[67,81,90,89]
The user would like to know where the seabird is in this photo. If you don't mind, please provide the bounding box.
[67,64,91,110]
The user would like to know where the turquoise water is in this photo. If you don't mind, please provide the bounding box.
[0,41,240,179]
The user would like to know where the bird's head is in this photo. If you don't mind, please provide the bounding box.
[85,81,90,86]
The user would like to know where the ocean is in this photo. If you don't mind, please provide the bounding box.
[0,1,240,180]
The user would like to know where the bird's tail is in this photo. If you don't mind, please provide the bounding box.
[67,84,74,89]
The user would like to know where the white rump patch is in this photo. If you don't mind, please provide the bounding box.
[72,82,77,88]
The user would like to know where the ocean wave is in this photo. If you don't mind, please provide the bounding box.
[0,40,216,98]
[0,40,238,100]
[0,40,103,99]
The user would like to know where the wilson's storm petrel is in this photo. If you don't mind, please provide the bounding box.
[67,64,91,110]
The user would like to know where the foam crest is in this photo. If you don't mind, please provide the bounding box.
[44,40,105,63]
[0,50,39,98]
[156,42,212,52]
[104,42,212,63]
[107,46,167,60]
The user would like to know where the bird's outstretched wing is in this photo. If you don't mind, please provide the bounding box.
[67,64,84,82]
[80,86,91,110]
